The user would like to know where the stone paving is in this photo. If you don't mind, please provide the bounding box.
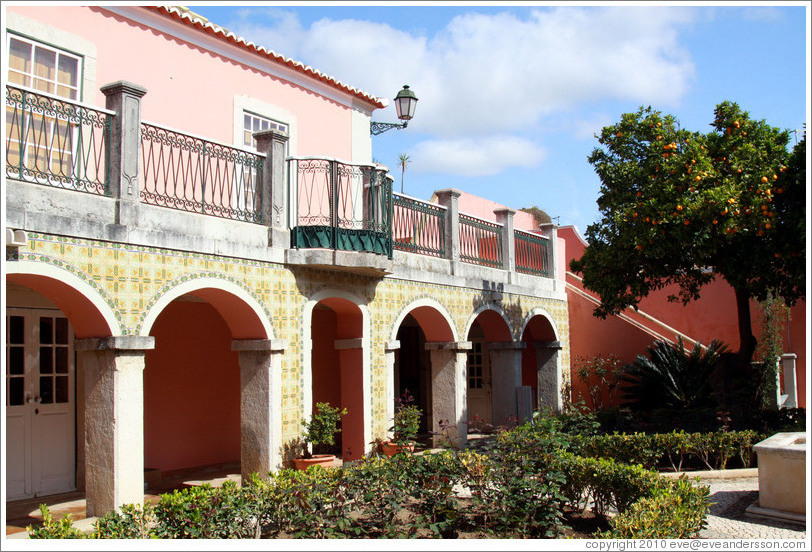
[697,476,807,540]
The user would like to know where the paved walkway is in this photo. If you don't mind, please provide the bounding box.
[694,472,806,540]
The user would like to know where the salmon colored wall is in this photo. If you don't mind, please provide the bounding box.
[454,191,539,232]
[144,301,240,472]
[561,225,807,409]
[311,308,341,411]
[339,348,364,460]
[10,6,354,159]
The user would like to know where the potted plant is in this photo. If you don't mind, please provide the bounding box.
[381,391,422,457]
[293,402,347,470]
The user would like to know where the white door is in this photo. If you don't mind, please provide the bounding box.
[6,309,76,500]
[466,340,493,428]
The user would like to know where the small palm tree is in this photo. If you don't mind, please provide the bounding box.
[619,337,728,411]
[397,153,411,194]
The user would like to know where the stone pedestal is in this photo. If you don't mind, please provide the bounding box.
[745,432,806,525]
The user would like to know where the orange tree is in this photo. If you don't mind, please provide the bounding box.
[570,102,805,371]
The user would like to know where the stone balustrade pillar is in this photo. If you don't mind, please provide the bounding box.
[233,339,286,481]
[539,222,559,281]
[75,335,154,517]
[435,189,461,264]
[495,207,516,275]
[254,129,290,247]
[100,81,147,228]
[780,353,798,408]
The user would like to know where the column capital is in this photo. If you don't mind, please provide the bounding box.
[488,341,526,350]
[434,188,462,201]
[253,128,289,146]
[425,341,472,352]
[76,336,155,351]
[531,340,562,350]
[384,340,400,352]
[232,339,286,352]
[335,338,363,350]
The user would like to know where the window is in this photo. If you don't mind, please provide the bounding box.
[7,35,80,100]
[6,35,83,184]
[243,111,288,150]
[467,342,484,390]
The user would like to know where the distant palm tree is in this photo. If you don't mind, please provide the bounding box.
[397,153,411,194]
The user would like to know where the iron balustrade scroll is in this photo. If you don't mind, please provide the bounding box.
[289,157,393,258]
[392,193,446,257]
[459,213,503,268]
[5,85,112,195]
[140,122,264,223]
[515,229,550,277]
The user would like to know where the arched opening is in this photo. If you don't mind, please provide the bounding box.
[142,285,270,485]
[144,296,240,481]
[5,273,115,502]
[521,314,561,413]
[310,297,365,461]
[465,309,512,431]
[393,303,461,446]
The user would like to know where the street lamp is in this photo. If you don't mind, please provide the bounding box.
[371,85,418,135]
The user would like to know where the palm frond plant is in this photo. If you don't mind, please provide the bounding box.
[619,338,728,411]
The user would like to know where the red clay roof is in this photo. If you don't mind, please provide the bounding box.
[146,6,387,109]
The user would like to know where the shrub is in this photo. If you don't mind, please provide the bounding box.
[92,503,155,538]
[152,480,256,538]
[599,476,710,539]
[27,505,87,539]
[301,402,347,457]
[620,338,728,411]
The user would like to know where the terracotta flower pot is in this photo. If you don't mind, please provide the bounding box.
[292,454,336,471]
[380,440,415,458]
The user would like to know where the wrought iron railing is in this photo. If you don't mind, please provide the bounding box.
[140,122,264,222]
[5,85,112,195]
[392,193,446,257]
[515,229,550,277]
[459,213,503,268]
[288,157,393,257]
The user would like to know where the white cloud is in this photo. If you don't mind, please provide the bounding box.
[410,136,546,177]
[219,6,696,170]
[572,114,614,141]
[741,7,784,22]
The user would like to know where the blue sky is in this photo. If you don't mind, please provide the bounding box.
[190,2,809,234]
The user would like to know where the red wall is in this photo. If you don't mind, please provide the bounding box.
[144,301,240,472]
[560,225,807,409]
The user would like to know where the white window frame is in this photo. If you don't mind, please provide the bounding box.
[6,33,82,101]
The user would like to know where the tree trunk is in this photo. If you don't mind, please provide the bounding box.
[734,287,757,367]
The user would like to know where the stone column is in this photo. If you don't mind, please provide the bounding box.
[780,353,798,408]
[254,129,290,247]
[494,208,516,275]
[100,81,147,227]
[385,340,401,438]
[435,189,461,264]
[426,341,471,448]
[533,340,563,413]
[233,339,286,481]
[488,341,525,427]
[75,336,154,517]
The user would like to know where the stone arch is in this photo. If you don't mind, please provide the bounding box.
[6,260,121,337]
[140,276,273,339]
[389,297,458,343]
[301,289,370,461]
[463,305,512,343]
[520,308,563,414]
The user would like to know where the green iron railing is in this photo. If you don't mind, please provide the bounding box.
[5,84,112,195]
[515,230,550,277]
[289,157,393,258]
[392,193,446,257]
[459,213,503,268]
[140,122,264,223]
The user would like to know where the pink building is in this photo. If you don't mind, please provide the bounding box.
[4,6,569,518]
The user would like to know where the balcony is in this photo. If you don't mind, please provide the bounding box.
[5,82,558,290]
